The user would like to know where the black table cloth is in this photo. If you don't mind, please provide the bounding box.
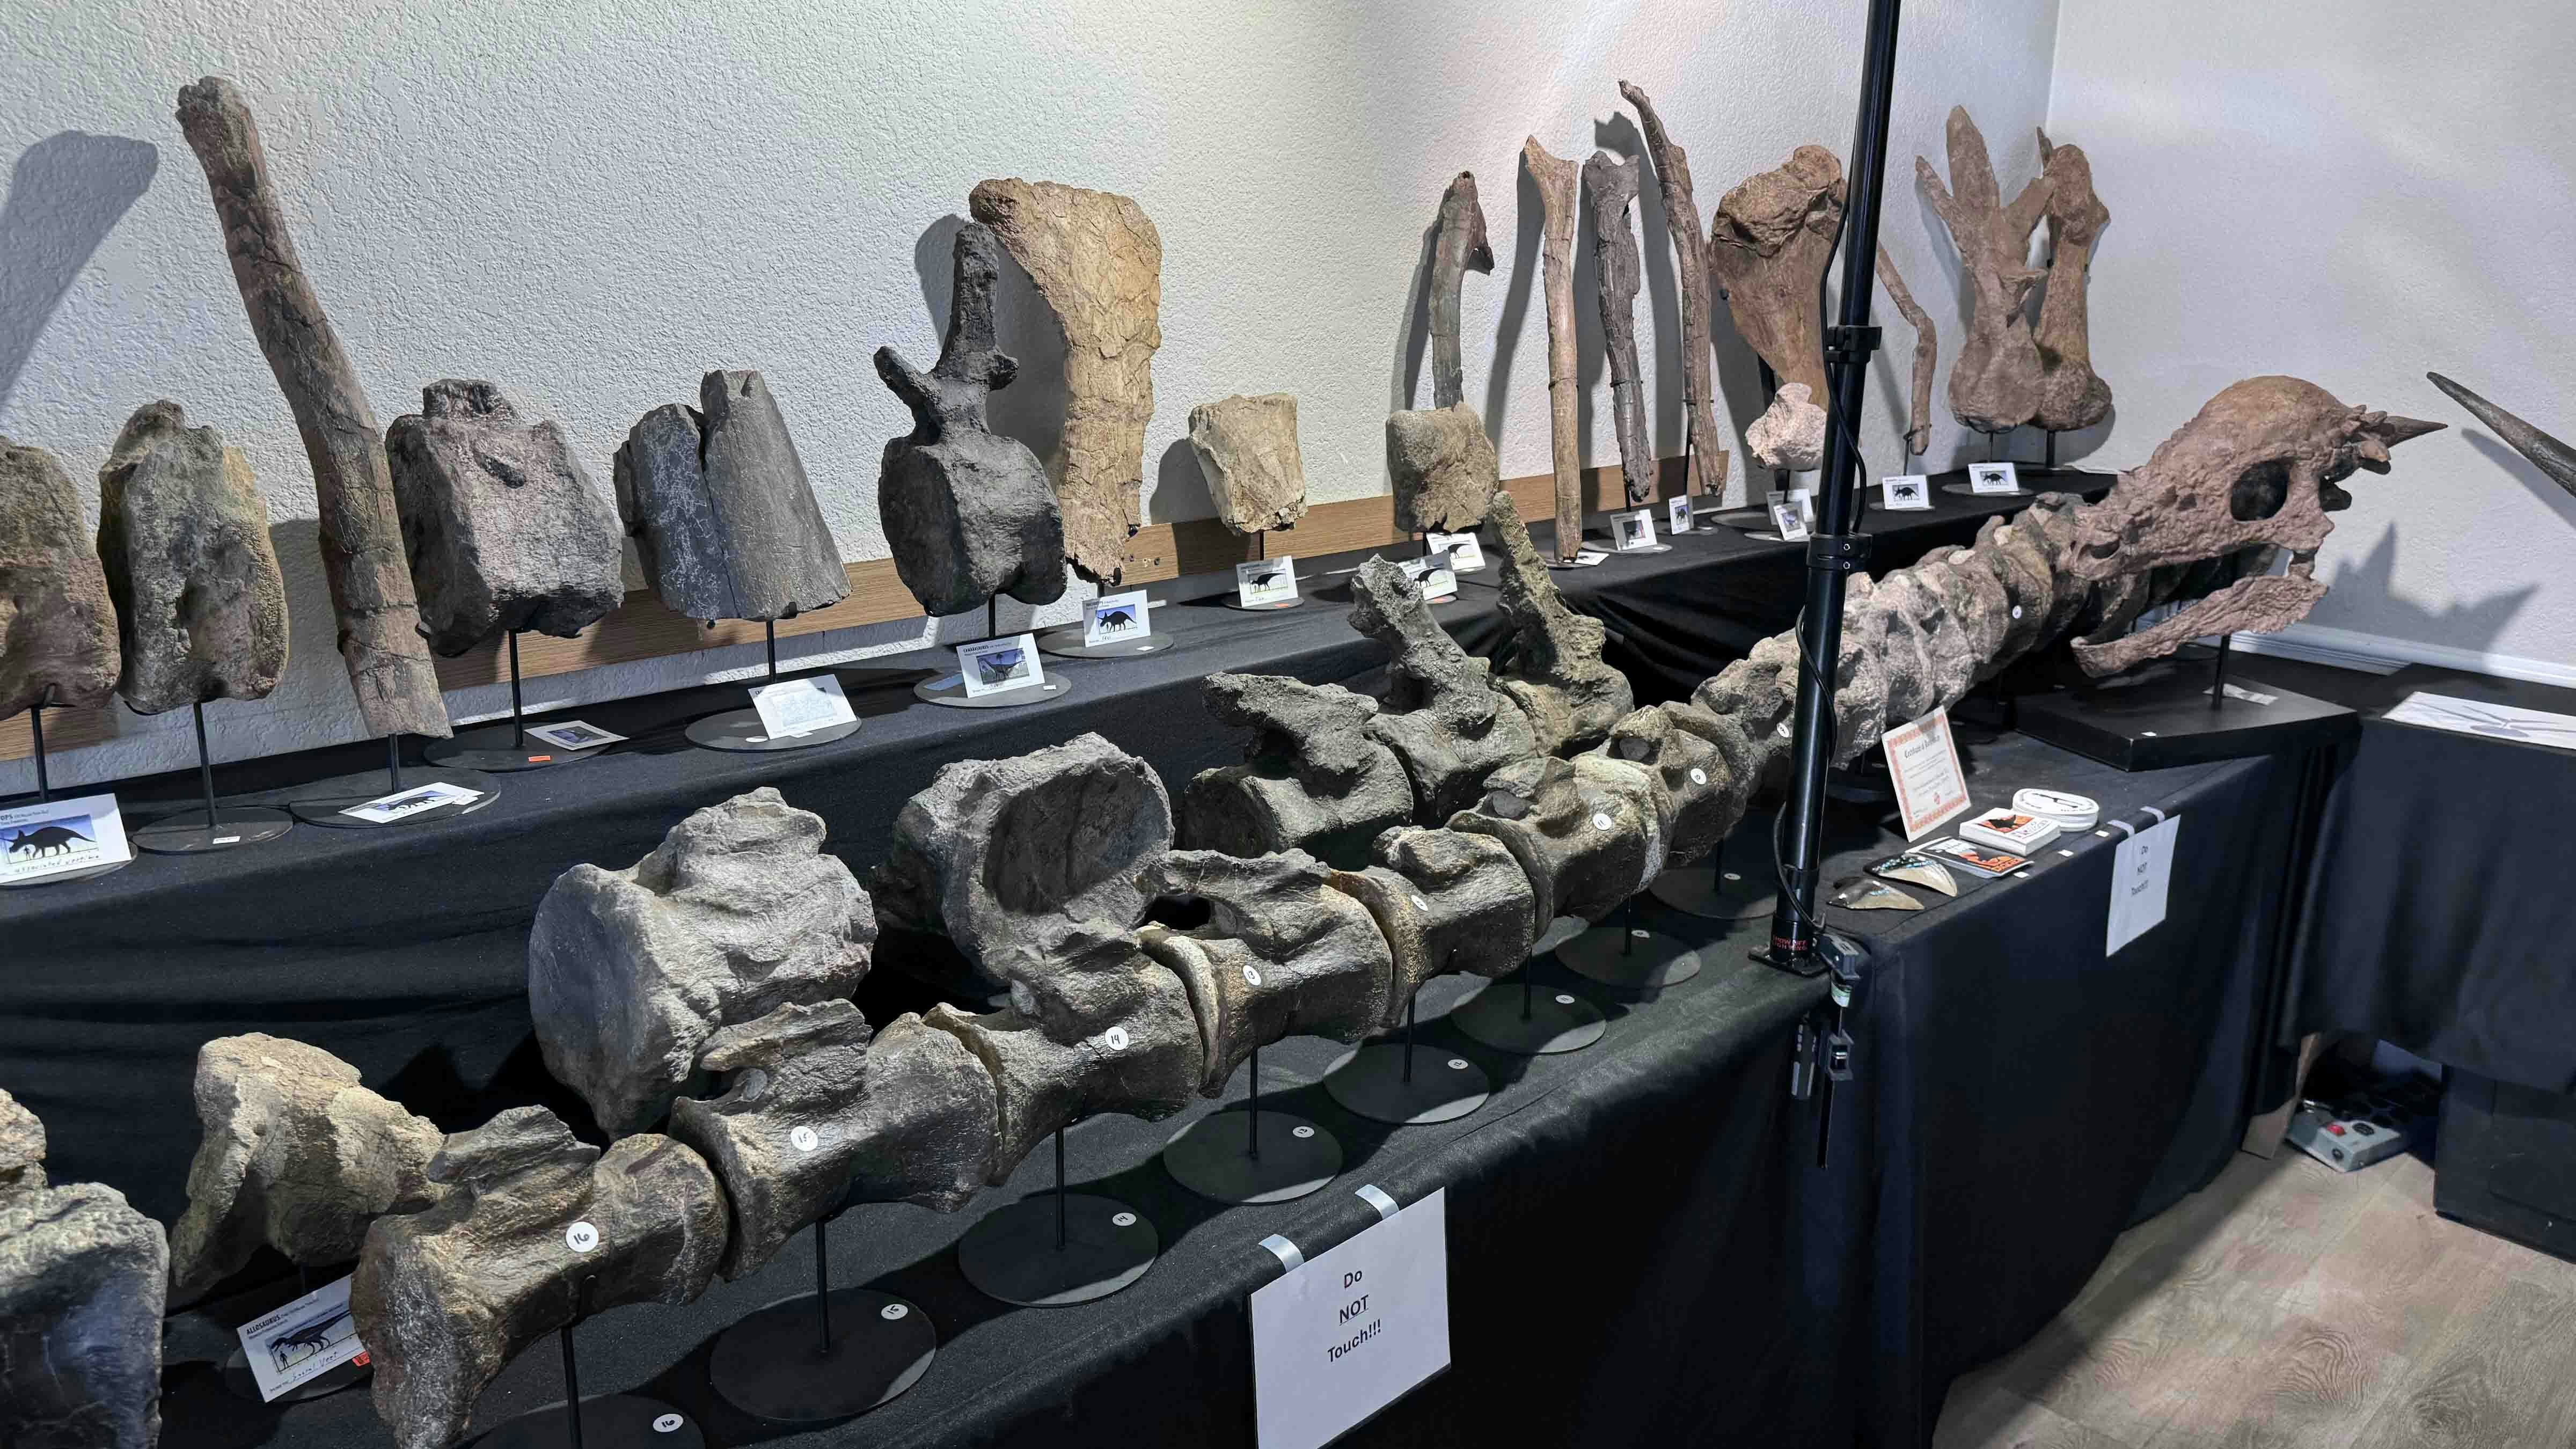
[2241,659,2576,1094]
[0,478,2080,1223]
[151,726,2295,1449]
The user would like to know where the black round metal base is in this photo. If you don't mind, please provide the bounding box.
[1037,628,1176,660]
[1447,978,1606,1055]
[956,1193,1157,1307]
[1939,482,2034,499]
[0,858,129,890]
[1224,596,1305,612]
[707,1287,935,1423]
[1554,925,1702,992]
[474,1394,703,1448]
[1161,1109,1342,1205]
[132,804,294,855]
[219,1344,368,1404]
[287,768,497,830]
[684,707,862,751]
[1322,1042,1490,1125]
[422,722,603,772]
[913,674,1076,709]
[1649,862,1779,921]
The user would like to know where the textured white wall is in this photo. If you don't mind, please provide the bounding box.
[1,0,2059,792]
[2048,3,2576,679]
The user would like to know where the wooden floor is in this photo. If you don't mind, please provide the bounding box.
[1934,1145,2576,1448]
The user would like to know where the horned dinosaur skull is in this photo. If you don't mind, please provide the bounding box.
[2065,375,2441,674]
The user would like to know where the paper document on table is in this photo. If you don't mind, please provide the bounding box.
[2382,691,2576,752]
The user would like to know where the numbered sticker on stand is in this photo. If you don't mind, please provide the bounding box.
[1880,474,1933,510]
[1397,551,1457,601]
[233,1273,368,1402]
[0,790,131,884]
[750,674,856,740]
[1236,557,1301,608]
[1250,1188,1450,1449]
[1083,589,1152,647]
[1423,530,1485,572]
[956,632,1048,700]
[1768,500,1811,542]
[1667,495,1696,534]
[1968,460,2022,494]
[1611,508,1659,552]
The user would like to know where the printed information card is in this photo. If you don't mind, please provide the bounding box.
[956,633,1048,699]
[236,1275,367,1402]
[1397,551,1458,601]
[338,780,484,825]
[1612,509,1659,552]
[1882,706,1972,839]
[1768,500,1811,543]
[521,719,624,751]
[1252,1189,1449,1449]
[1667,495,1696,534]
[1424,531,1485,572]
[750,674,857,740]
[1236,557,1301,608]
[1881,474,1932,510]
[1968,460,2022,494]
[0,791,130,884]
[2107,813,2182,954]
[1084,589,1153,647]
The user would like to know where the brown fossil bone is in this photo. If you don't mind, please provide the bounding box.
[1620,82,1730,500]
[1585,150,1655,506]
[968,178,1163,587]
[1390,174,1501,537]
[2427,372,2576,497]
[1709,146,1843,472]
[0,436,120,720]
[1875,247,1938,457]
[1916,106,2050,438]
[1426,171,1495,411]
[2031,130,2112,434]
[2062,376,2442,674]
[176,77,451,738]
[1526,140,1587,557]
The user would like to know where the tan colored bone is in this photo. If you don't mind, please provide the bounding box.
[1916,106,2050,436]
[1525,139,1585,561]
[2031,130,2111,434]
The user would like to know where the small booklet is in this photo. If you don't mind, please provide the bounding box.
[1921,836,2033,879]
[1958,808,2062,854]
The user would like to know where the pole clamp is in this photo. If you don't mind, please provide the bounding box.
[1823,324,1883,363]
[1805,533,1872,574]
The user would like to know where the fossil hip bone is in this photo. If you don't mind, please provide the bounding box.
[1917,106,2051,437]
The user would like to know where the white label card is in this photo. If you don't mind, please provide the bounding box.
[1666,496,1695,534]
[1769,501,1811,542]
[1880,474,1932,510]
[2379,690,2576,748]
[521,719,625,751]
[1968,461,2022,494]
[0,791,130,884]
[236,1275,367,1402]
[1084,589,1152,647]
[1770,486,1816,526]
[1237,557,1301,608]
[1424,531,1485,572]
[1882,706,1972,840]
[956,632,1048,699]
[339,780,483,825]
[1612,508,1659,552]
[750,674,857,740]
[2106,814,2181,954]
[1252,1188,1450,1449]
[1397,552,1457,601]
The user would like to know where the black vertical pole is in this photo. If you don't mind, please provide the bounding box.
[1770,0,1905,969]
[28,703,47,803]
[1053,1128,1067,1251]
[386,735,402,793]
[814,1216,835,1355]
[507,632,526,748]
[1400,995,1417,1085]
[2211,631,2234,708]
[765,620,779,680]
[1247,1041,1262,1161]
[193,700,219,829]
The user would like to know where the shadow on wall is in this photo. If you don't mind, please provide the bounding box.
[2465,431,2576,522]
[911,214,1069,489]
[1389,216,1438,415]
[2322,525,2536,652]
[0,132,159,412]
[1484,160,1541,449]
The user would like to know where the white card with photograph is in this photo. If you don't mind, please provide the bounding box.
[0,791,130,884]
[1612,509,1658,552]
[1770,487,1816,526]
[1083,589,1152,647]
[1880,474,1932,510]
[1399,551,1457,601]
[1768,500,1811,542]
[1968,461,2021,494]
[338,780,484,825]
[749,674,857,740]
[521,720,625,751]
[1424,531,1484,572]
[236,1274,368,1402]
[957,632,1047,699]
[1236,557,1300,608]
[1666,496,1695,534]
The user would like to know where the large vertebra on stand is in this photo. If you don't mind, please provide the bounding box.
[0,1090,169,1449]
[1180,673,1413,868]
[1483,491,1634,753]
[615,370,850,625]
[1348,555,1540,821]
[0,436,120,721]
[968,178,1163,588]
[529,787,877,1136]
[95,402,287,715]
[876,221,1069,617]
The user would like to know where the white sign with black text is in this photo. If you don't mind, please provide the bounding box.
[0,791,130,884]
[1612,509,1659,552]
[1968,460,2022,494]
[1769,486,1816,526]
[338,780,484,825]
[236,1274,367,1402]
[956,633,1048,700]
[1084,589,1152,647]
[1882,706,1972,839]
[1768,500,1811,542]
[521,719,625,752]
[1880,474,1931,510]
[1424,531,1485,573]
[1666,495,1695,534]
[1237,557,1301,608]
[1397,551,1458,601]
[1252,1189,1449,1449]
[750,674,857,740]
[2106,813,2181,955]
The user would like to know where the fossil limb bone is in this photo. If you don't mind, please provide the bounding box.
[1585,150,1656,506]
[1391,174,1501,537]
[2427,372,2576,497]
[1526,140,1587,558]
[176,77,450,737]
[1188,393,1310,534]
[2031,131,2112,434]
[1620,82,1730,500]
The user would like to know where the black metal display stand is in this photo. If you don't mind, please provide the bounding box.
[955,1128,1157,1307]
[287,735,497,831]
[1160,1042,1343,1204]
[479,1279,702,1449]
[1322,993,1491,1125]
[133,700,295,854]
[916,599,1077,708]
[692,621,866,748]
[1,702,131,888]
[1447,967,1605,1056]
[1648,833,1778,921]
[1554,899,1702,992]
[707,1213,936,1423]
[2013,639,2357,771]
[426,633,610,772]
